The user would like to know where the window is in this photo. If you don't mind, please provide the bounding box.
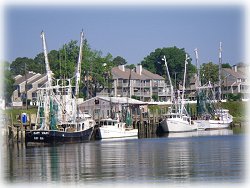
[32,92,37,98]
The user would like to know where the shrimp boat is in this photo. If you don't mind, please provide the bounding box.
[194,84,233,130]
[160,54,197,132]
[192,45,233,130]
[98,117,138,139]
[25,31,96,145]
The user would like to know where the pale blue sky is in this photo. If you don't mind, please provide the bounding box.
[5,5,244,66]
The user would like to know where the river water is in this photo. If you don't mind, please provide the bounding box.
[2,129,246,187]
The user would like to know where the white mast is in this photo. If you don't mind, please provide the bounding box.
[162,55,174,102]
[40,31,53,88]
[194,48,201,88]
[75,30,84,97]
[181,54,189,114]
[218,42,222,101]
[40,31,53,130]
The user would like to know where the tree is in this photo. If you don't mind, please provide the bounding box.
[81,40,114,98]
[222,63,231,68]
[200,62,219,85]
[51,40,79,79]
[141,46,196,89]
[3,61,15,103]
[10,57,36,75]
[112,56,127,66]
[33,53,46,74]
[125,64,136,70]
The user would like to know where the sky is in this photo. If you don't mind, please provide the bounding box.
[4,4,245,67]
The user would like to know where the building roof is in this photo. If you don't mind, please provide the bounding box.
[14,72,37,85]
[222,68,246,79]
[98,96,147,105]
[111,66,165,80]
[82,96,147,105]
[28,74,47,84]
[112,67,142,80]
[141,69,165,80]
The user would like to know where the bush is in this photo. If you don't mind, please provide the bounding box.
[227,93,243,101]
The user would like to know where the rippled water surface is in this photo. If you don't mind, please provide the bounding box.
[3,129,246,185]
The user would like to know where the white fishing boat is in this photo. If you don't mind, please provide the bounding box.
[98,118,138,139]
[161,100,197,132]
[160,54,197,133]
[195,109,233,130]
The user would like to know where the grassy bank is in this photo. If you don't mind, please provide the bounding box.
[2,107,37,124]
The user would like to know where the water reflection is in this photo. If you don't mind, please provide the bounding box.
[164,129,234,138]
[3,129,244,184]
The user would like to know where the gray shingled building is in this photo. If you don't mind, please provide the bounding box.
[96,65,171,102]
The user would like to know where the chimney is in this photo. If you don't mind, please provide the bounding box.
[232,65,237,72]
[118,65,125,72]
[136,64,142,75]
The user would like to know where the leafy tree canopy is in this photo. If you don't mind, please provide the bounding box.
[200,62,219,85]
[112,56,127,66]
[222,63,231,68]
[10,57,36,75]
[3,61,15,103]
[141,46,196,89]
[125,64,136,70]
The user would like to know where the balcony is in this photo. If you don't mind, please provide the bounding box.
[158,91,168,96]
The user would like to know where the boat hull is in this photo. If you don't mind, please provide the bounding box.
[208,120,231,129]
[25,126,94,145]
[99,127,138,139]
[194,119,231,130]
[161,118,197,132]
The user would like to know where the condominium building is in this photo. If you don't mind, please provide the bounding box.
[12,72,47,106]
[221,64,250,100]
[97,65,171,102]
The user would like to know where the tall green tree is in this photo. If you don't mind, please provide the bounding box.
[141,46,196,89]
[125,64,136,70]
[112,56,127,66]
[3,61,15,103]
[10,57,36,75]
[51,40,79,79]
[200,62,219,85]
[82,40,114,98]
[33,53,46,74]
[222,63,231,68]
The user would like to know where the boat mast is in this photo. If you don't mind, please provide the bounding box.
[218,42,222,101]
[41,31,53,88]
[75,30,84,97]
[162,55,174,102]
[181,54,189,114]
[194,48,201,88]
[40,31,53,130]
